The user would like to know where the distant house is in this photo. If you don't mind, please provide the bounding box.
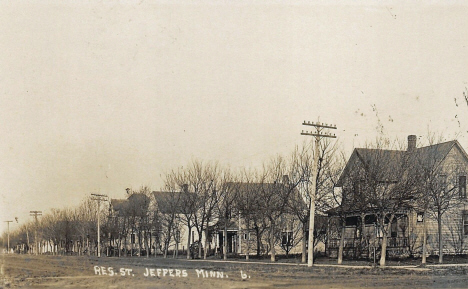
[327,135,468,258]
[152,189,197,256]
[152,179,310,258]
[222,181,307,257]
[108,193,151,256]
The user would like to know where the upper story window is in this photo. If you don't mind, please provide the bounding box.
[417,212,424,223]
[463,211,468,236]
[459,176,466,199]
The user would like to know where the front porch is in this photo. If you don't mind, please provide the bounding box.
[327,213,411,259]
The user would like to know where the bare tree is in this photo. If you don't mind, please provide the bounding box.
[181,160,220,259]
[288,140,344,263]
[126,188,151,257]
[215,167,238,260]
[416,133,466,264]
[74,197,99,256]
[235,169,262,259]
[165,167,198,259]
[160,174,186,258]
[261,155,303,262]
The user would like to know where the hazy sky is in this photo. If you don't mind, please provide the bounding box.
[2,0,468,233]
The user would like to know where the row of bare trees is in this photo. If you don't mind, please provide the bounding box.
[5,197,101,255]
[158,139,343,262]
[4,133,465,266]
[3,139,342,261]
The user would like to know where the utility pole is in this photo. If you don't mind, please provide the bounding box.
[91,193,108,257]
[301,120,337,267]
[29,211,42,255]
[4,221,13,253]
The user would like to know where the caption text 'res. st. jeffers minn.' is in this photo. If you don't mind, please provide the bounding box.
[93,266,251,279]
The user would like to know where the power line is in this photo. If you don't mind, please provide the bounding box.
[29,211,42,255]
[301,120,337,267]
[4,221,13,254]
[91,193,108,257]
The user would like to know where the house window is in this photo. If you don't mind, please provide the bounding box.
[364,215,377,225]
[417,212,424,223]
[243,233,250,240]
[459,176,467,198]
[464,212,468,236]
[281,231,293,247]
[345,216,359,227]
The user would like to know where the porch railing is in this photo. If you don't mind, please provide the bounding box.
[386,237,408,248]
[328,237,408,249]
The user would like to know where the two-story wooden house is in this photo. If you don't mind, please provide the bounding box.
[328,135,468,259]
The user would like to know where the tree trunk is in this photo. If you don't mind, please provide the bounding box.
[302,222,307,263]
[186,225,191,259]
[149,230,152,257]
[422,211,427,265]
[223,220,228,260]
[164,228,171,259]
[145,230,149,259]
[124,236,127,257]
[337,218,345,264]
[131,228,134,257]
[118,237,121,257]
[255,226,261,257]
[245,222,250,261]
[204,223,209,260]
[379,215,394,267]
[270,222,276,262]
[139,230,143,257]
[198,230,203,259]
[360,213,365,258]
[379,229,387,267]
[438,214,443,264]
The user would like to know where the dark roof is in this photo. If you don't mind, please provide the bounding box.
[227,182,290,193]
[127,193,150,204]
[152,191,194,214]
[211,219,239,231]
[110,193,150,217]
[337,140,466,187]
[110,199,128,212]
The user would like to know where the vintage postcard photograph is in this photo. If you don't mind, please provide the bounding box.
[1,1,468,288]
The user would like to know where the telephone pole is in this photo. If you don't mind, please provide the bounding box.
[91,193,108,257]
[301,120,337,267]
[4,221,13,253]
[30,211,42,255]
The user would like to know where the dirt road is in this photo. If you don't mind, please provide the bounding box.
[2,254,468,288]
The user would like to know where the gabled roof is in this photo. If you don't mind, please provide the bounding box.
[110,199,128,212]
[227,182,290,193]
[336,140,467,187]
[152,191,194,214]
[227,181,305,212]
[211,219,239,231]
[110,193,150,217]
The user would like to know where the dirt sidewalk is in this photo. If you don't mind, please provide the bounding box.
[2,254,468,288]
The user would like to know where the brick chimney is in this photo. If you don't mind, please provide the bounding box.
[407,135,417,151]
[182,184,189,193]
